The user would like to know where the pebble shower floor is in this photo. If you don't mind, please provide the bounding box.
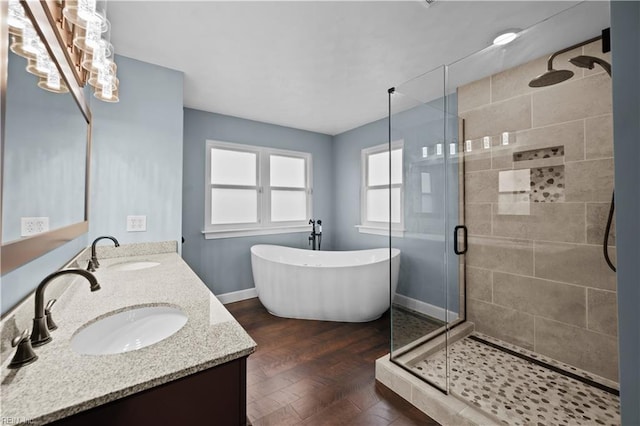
[410,332,620,425]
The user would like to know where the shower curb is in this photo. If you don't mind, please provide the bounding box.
[375,354,499,426]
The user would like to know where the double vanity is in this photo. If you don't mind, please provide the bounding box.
[0,241,256,425]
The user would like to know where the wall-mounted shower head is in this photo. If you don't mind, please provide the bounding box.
[569,55,612,76]
[528,34,603,88]
[528,68,575,88]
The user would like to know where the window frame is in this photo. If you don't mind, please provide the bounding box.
[204,140,313,239]
[357,140,405,236]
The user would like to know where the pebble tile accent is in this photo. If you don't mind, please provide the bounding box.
[514,146,565,162]
[410,333,620,425]
[392,305,444,350]
[530,166,565,203]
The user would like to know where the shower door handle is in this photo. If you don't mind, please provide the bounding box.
[454,225,468,255]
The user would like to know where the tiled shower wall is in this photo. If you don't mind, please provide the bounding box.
[458,41,618,381]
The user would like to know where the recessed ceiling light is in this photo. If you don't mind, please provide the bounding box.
[493,30,520,46]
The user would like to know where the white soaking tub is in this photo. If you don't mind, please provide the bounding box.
[250,244,400,322]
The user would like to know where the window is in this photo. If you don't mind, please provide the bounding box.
[358,141,404,236]
[205,140,312,238]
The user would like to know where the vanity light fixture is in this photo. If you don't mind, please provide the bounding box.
[8,0,119,102]
[493,29,520,46]
[8,0,71,95]
[62,0,120,102]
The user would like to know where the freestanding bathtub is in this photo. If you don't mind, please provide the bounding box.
[250,245,400,322]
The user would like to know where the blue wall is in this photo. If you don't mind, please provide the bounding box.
[182,109,334,295]
[89,55,184,246]
[332,95,459,313]
[2,55,184,315]
[611,1,640,423]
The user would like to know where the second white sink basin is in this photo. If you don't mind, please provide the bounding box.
[108,261,160,271]
[71,306,188,355]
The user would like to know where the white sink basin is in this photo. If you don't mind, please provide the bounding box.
[71,306,188,355]
[108,261,160,271]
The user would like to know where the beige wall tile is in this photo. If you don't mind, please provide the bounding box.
[466,203,491,236]
[587,202,616,246]
[458,77,491,113]
[492,202,586,243]
[493,272,586,327]
[467,236,533,275]
[535,317,619,381]
[468,299,534,350]
[464,151,492,172]
[461,96,532,140]
[467,267,492,302]
[565,158,614,202]
[465,170,498,203]
[588,289,618,336]
[585,114,614,159]
[532,73,612,127]
[513,120,584,162]
[534,241,617,291]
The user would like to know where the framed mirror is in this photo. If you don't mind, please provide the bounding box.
[1,0,91,274]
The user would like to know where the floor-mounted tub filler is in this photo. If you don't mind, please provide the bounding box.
[251,244,400,322]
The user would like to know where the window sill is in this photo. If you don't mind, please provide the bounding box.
[203,225,312,240]
[356,225,405,238]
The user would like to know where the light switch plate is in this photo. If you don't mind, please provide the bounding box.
[126,215,147,232]
[21,217,49,237]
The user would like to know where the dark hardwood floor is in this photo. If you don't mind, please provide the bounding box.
[226,298,439,426]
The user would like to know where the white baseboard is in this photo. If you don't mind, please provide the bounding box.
[216,287,258,305]
[393,293,459,322]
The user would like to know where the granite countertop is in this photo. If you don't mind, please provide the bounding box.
[0,250,257,425]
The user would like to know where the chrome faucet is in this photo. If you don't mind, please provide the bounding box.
[31,269,101,347]
[89,235,120,271]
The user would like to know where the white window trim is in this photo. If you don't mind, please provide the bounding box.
[203,140,313,239]
[358,140,405,237]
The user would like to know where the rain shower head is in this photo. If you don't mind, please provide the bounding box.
[569,55,612,76]
[528,34,603,88]
[528,68,575,88]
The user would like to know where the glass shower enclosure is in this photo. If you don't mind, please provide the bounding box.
[388,65,465,393]
[387,4,618,423]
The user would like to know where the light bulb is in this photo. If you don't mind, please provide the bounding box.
[8,0,26,34]
[502,132,510,146]
[47,70,61,90]
[483,136,491,149]
[78,0,97,22]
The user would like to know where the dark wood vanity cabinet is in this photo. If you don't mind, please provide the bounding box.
[51,357,248,426]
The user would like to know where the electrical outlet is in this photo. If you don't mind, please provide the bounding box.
[126,215,147,232]
[21,217,49,237]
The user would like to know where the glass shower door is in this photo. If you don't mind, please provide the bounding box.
[389,65,464,393]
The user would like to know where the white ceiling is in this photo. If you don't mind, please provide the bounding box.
[107,1,609,135]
